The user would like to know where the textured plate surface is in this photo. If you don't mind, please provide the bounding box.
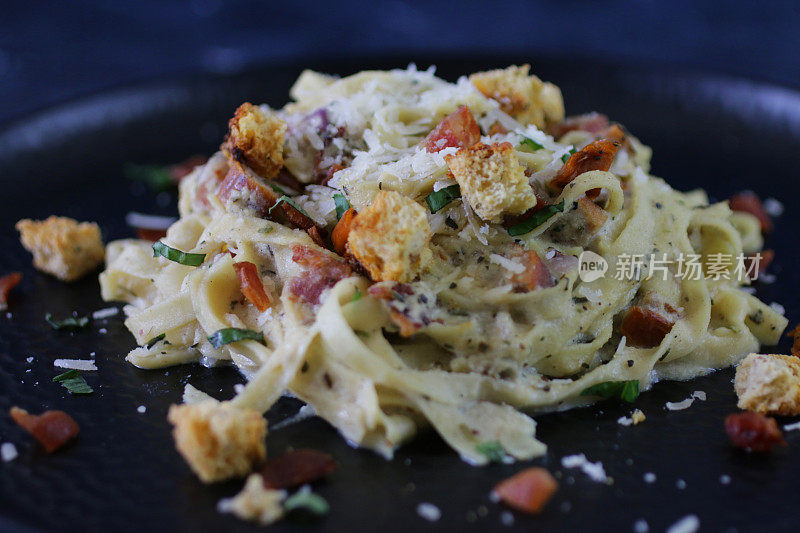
[0,56,799,533]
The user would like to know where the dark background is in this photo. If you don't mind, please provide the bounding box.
[2,0,800,123]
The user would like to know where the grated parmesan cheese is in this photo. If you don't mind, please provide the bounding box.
[489,254,525,274]
[561,453,610,483]
[1,442,18,462]
[92,307,119,320]
[54,359,97,371]
[416,502,441,522]
[666,514,700,533]
[633,519,649,533]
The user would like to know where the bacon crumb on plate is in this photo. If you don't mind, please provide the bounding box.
[257,448,337,489]
[725,411,786,452]
[729,191,773,234]
[0,272,22,311]
[9,406,79,453]
[493,467,558,514]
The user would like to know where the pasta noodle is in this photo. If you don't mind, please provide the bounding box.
[100,65,787,465]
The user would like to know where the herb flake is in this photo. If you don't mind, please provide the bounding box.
[269,195,312,219]
[152,241,206,266]
[507,200,566,236]
[333,194,351,220]
[145,333,166,349]
[45,313,90,331]
[284,489,329,516]
[520,137,543,151]
[476,440,506,462]
[425,184,461,213]
[208,328,265,349]
[561,148,576,163]
[580,380,640,402]
[53,370,93,395]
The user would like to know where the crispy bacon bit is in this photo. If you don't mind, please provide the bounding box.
[549,138,622,191]
[258,448,337,489]
[620,306,675,348]
[787,324,800,357]
[135,228,168,242]
[307,226,327,248]
[549,113,610,139]
[331,208,357,256]
[488,122,509,135]
[9,406,79,453]
[217,162,279,216]
[493,467,558,514]
[725,411,785,452]
[576,197,609,232]
[423,106,481,153]
[234,261,271,312]
[169,155,208,184]
[0,272,22,311]
[279,203,316,230]
[730,191,773,234]
[289,245,352,305]
[274,168,304,193]
[509,250,554,293]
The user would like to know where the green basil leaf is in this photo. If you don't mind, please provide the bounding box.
[580,380,640,403]
[507,200,566,236]
[476,440,506,462]
[53,369,93,395]
[520,137,543,151]
[425,184,461,213]
[208,328,265,349]
[45,313,90,330]
[561,147,576,164]
[351,288,362,302]
[268,195,312,219]
[144,333,166,349]
[152,241,206,266]
[284,489,329,516]
[333,194,351,220]
[124,163,173,192]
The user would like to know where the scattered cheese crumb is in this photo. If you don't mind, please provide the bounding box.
[561,453,609,483]
[618,409,646,426]
[54,359,97,371]
[643,472,656,483]
[217,473,286,525]
[500,511,514,526]
[234,384,245,395]
[719,474,731,485]
[416,502,441,522]
[26,357,33,363]
[770,302,786,315]
[633,519,650,533]
[489,253,525,274]
[137,405,147,414]
[676,479,687,490]
[1,442,18,462]
[92,307,119,320]
[666,514,700,533]
[99,328,107,334]
[784,421,800,431]
[763,197,784,217]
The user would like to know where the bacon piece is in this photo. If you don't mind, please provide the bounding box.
[729,191,772,234]
[289,245,352,305]
[493,467,558,514]
[549,113,610,139]
[541,248,578,279]
[307,226,327,248]
[549,138,622,191]
[258,448,337,489]
[169,155,208,184]
[10,407,79,453]
[135,228,167,242]
[423,106,481,153]
[787,324,800,357]
[217,162,279,216]
[620,306,675,348]
[0,272,22,311]
[331,208,357,256]
[725,411,785,452]
[745,248,774,280]
[509,250,554,293]
[576,197,609,232]
[234,261,271,312]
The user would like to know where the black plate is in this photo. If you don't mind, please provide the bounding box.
[1,56,799,533]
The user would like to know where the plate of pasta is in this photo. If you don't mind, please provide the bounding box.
[1,56,799,532]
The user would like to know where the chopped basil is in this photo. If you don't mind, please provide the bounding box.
[561,148,576,164]
[520,137,543,151]
[580,380,640,402]
[145,333,166,349]
[258,225,273,234]
[267,181,297,196]
[507,200,566,236]
[208,328,265,349]
[124,163,173,192]
[45,313,90,331]
[152,241,206,266]
[425,184,461,213]
[269,195,312,218]
[333,194,351,220]
[53,370,93,395]
[351,289,362,302]
[476,440,506,462]
[284,489,329,516]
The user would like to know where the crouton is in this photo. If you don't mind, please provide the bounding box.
[218,473,286,525]
[222,103,287,179]
[347,191,431,282]
[469,65,564,128]
[445,142,538,222]
[735,353,800,416]
[167,400,267,483]
[16,216,105,282]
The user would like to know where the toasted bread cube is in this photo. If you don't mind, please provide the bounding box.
[446,142,538,222]
[347,191,431,283]
[470,65,564,128]
[219,474,286,525]
[735,353,800,416]
[16,216,105,282]
[222,103,287,179]
[168,400,267,483]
